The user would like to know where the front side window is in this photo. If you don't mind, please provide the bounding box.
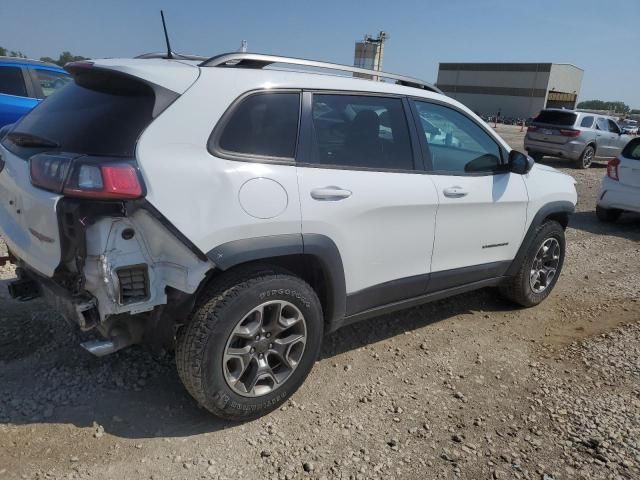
[0,66,27,97]
[310,94,414,170]
[580,116,594,128]
[607,119,620,134]
[414,101,502,174]
[216,92,300,159]
[33,69,72,97]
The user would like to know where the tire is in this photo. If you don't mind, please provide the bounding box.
[176,265,323,421]
[596,205,622,223]
[499,221,565,307]
[529,152,544,162]
[576,145,595,169]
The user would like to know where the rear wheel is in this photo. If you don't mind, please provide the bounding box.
[596,205,622,223]
[576,145,595,169]
[500,221,565,307]
[176,266,323,420]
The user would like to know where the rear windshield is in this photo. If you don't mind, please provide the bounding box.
[2,69,169,158]
[622,138,640,160]
[533,110,577,126]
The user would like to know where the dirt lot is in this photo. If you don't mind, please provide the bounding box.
[0,125,638,480]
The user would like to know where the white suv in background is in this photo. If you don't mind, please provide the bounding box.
[597,137,640,221]
[0,53,577,420]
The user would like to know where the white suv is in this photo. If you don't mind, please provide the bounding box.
[596,138,640,221]
[0,53,577,420]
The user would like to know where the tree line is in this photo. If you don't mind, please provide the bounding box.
[576,100,634,115]
[1,46,87,67]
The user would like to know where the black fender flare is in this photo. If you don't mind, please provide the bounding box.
[505,201,575,277]
[207,234,346,329]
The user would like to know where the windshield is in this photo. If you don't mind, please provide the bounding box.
[2,69,165,159]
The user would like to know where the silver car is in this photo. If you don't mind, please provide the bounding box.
[524,109,632,168]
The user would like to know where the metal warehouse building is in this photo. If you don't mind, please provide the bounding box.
[436,63,583,119]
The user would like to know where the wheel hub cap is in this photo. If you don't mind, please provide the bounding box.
[529,238,561,294]
[223,300,307,398]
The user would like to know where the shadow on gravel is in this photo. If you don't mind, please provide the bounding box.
[538,157,607,169]
[570,210,640,241]
[321,288,519,359]
[0,284,517,439]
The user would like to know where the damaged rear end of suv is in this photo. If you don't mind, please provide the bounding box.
[0,59,212,356]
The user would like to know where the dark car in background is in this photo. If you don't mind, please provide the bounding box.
[0,58,71,128]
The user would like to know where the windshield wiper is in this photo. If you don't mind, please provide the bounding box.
[7,132,60,148]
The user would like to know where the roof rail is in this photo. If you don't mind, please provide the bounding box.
[135,51,208,61]
[199,52,443,94]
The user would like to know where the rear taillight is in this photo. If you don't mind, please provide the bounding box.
[64,163,143,199]
[29,154,145,200]
[559,129,580,137]
[29,153,74,193]
[607,158,620,181]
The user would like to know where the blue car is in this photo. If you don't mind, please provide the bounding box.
[0,57,71,128]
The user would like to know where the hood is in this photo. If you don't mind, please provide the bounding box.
[530,162,577,184]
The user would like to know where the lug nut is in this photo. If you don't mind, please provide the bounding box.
[259,353,264,359]
[266,332,271,338]
[255,335,260,341]
[250,347,255,353]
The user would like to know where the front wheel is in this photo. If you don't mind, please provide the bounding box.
[176,266,323,421]
[500,221,565,307]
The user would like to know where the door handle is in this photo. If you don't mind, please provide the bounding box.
[443,186,468,198]
[310,186,352,201]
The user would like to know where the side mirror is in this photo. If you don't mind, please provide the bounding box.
[508,150,534,175]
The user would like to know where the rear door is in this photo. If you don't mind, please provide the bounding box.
[410,99,528,285]
[595,117,616,157]
[297,92,438,313]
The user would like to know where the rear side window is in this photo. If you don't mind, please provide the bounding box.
[215,92,300,159]
[33,69,72,97]
[310,94,413,170]
[0,66,27,97]
[580,116,594,128]
[2,69,167,158]
[622,138,640,160]
[534,110,577,126]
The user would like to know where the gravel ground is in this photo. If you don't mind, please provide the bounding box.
[0,125,638,480]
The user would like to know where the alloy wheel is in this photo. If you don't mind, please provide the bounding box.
[529,238,561,293]
[223,300,307,397]
[582,147,594,167]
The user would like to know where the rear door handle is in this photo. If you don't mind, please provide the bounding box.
[443,186,468,198]
[310,186,352,201]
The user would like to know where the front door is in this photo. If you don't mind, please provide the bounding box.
[411,100,529,290]
[297,92,439,314]
[606,118,630,157]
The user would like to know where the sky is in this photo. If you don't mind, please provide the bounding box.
[1,0,639,107]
